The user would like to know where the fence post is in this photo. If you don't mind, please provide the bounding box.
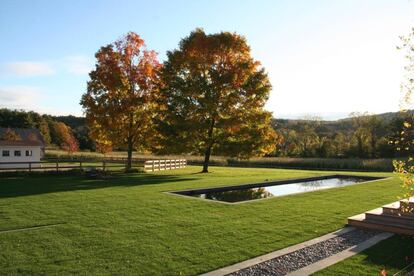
[29,162,32,172]
[152,161,154,172]
[103,161,106,171]
[80,161,83,171]
[56,161,59,173]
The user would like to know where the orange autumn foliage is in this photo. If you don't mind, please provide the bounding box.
[81,32,161,169]
[156,29,277,172]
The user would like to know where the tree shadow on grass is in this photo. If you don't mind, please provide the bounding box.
[349,234,414,274]
[0,172,198,198]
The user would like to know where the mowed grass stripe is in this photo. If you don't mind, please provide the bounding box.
[0,223,65,234]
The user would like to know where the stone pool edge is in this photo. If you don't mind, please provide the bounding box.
[164,174,390,205]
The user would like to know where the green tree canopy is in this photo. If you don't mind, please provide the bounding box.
[156,29,276,172]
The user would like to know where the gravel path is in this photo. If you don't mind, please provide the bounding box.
[229,229,377,276]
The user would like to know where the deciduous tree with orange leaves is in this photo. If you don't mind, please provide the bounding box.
[50,122,79,154]
[81,32,161,170]
[61,134,79,156]
[156,29,277,173]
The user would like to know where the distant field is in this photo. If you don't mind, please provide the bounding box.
[45,149,219,162]
[0,166,405,275]
[46,149,394,172]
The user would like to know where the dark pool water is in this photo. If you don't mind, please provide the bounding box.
[174,176,379,203]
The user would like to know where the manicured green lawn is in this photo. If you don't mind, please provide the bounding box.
[0,166,404,275]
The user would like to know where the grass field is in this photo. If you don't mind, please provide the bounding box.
[0,166,408,275]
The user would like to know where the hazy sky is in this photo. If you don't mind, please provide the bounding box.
[1,0,414,119]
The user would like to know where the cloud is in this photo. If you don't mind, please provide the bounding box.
[1,55,94,77]
[0,86,42,109]
[0,86,77,115]
[61,55,94,75]
[3,62,55,76]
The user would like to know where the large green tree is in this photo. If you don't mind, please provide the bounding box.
[156,29,276,172]
[81,32,161,170]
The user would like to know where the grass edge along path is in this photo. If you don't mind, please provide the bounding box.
[313,234,414,276]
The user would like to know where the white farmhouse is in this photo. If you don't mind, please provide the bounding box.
[0,128,45,169]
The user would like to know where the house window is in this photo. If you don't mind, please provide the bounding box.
[25,150,32,156]
[2,150,10,157]
[14,150,21,157]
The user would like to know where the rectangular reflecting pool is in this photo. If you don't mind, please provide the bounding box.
[170,175,384,203]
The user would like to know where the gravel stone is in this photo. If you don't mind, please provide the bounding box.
[229,229,377,276]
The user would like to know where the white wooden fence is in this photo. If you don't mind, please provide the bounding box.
[0,158,187,173]
[144,159,187,172]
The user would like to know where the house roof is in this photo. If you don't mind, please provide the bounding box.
[0,140,44,147]
[0,128,45,147]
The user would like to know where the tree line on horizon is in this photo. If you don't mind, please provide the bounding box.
[1,107,411,160]
[272,111,413,159]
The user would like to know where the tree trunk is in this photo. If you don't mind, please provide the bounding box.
[126,112,134,171]
[126,135,133,171]
[202,144,212,173]
[201,119,215,173]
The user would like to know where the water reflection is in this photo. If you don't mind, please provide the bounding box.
[190,177,367,203]
[198,187,272,203]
